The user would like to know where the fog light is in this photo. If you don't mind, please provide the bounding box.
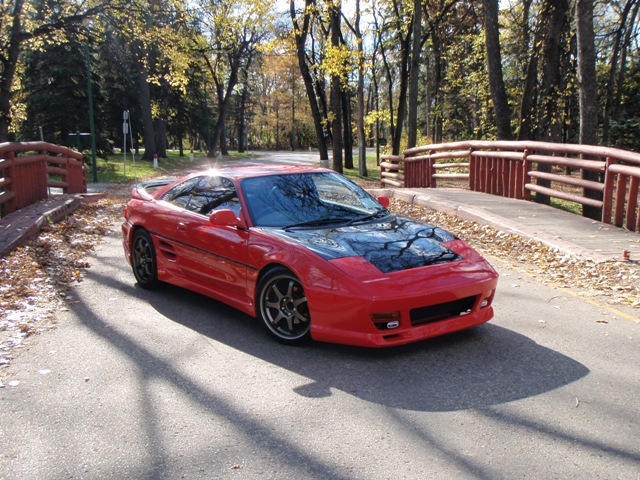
[480,290,496,308]
[371,311,401,330]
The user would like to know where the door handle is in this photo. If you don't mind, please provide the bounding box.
[177,222,187,232]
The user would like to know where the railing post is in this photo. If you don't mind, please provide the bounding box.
[5,150,16,215]
[602,156,615,225]
[421,152,428,188]
[522,148,532,201]
[63,153,70,194]
[427,150,435,188]
[627,176,639,232]
[614,172,628,228]
[468,148,475,191]
[508,151,517,198]
[493,148,503,196]
[402,155,411,188]
[479,152,487,193]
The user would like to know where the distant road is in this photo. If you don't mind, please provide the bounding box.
[219,150,324,167]
[214,149,372,167]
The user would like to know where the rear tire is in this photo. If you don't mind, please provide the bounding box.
[257,267,311,345]
[131,229,160,289]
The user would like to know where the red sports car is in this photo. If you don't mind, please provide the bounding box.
[122,165,498,348]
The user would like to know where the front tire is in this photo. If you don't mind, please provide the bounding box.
[131,229,160,289]
[257,268,311,345]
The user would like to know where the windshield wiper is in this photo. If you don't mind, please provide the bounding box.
[284,217,351,230]
[344,209,390,225]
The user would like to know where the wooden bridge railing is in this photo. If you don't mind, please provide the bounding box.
[381,140,640,233]
[0,141,86,217]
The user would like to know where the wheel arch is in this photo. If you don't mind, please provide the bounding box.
[256,262,294,283]
[254,263,294,304]
[125,222,149,250]
[129,226,161,290]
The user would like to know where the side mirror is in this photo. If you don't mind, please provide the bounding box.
[209,209,239,227]
[377,196,390,208]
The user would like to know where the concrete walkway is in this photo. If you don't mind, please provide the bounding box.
[371,187,640,264]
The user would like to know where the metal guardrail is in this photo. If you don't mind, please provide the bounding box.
[381,140,640,233]
[0,141,86,217]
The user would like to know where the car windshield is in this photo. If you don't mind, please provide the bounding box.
[241,172,388,228]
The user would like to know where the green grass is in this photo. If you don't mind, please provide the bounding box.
[86,150,252,184]
[87,150,382,185]
[342,152,381,182]
[530,192,583,215]
[551,198,582,215]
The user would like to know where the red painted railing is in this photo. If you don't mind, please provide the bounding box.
[0,141,86,217]
[381,140,640,233]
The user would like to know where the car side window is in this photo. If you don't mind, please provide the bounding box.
[187,176,241,216]
[161,177,201,209]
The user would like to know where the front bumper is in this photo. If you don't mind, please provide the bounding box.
[308,246,498,348]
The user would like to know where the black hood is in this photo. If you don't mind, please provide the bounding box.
[269,215,461,273]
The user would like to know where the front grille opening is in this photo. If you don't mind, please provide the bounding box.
[410,296,478,327]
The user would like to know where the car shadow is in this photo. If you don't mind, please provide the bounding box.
[145,284,589,413]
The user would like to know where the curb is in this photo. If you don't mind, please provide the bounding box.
[0,193,106,258]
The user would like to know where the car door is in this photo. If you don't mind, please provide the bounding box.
[175,176,250,302]
[149,176,203,278]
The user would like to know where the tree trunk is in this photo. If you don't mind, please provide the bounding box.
[330,1,343,172]
[208,58,239,157]
[483,0,513,140]
[137,61,156,160]
[526,0,569,205]
[0,0,26,141]
[407,0,422,149]
[221,124,229,156]
[576,0,598,145]
[342,90,353,169]
[356,0,367,176]
[371,47,382,166]
[238,83,248,153]
[431,32,443,143]
[155,81,169,158]
[392,44,410,156]
[380,40,396,150]
[276,102,281,149]
[290,74,298,150]
[602,0,638,145]
[536,0,569,142]
[576,0,601,220]
[517,18,543,141]
[290,0,329,161]
[388,6,413,158]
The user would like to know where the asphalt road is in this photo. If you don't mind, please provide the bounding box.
[2,189,640,479]
[213,150,326,167]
